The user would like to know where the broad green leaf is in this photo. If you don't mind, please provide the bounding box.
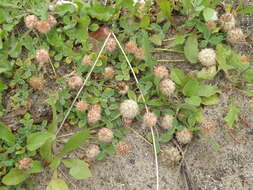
[224,103,240,128]
[185,96,201,106]
[46,178,69,190]
[128,90,137,101]
[58,130,90,157]
[140,15,150,29]
[147,98,163,106]
[201,95,220,105]
[184,34,198,63]
[2,168,29,185]
[159,127,176,142]
[150,34,162,46]
[0,122,15,144]
[183,79,199,96]
[170,68,186,86]
[62,159,92,180]
[203,8,217,21]
[197,85,219,97]
[40,140,53,162]
[88,3,114,21]
[238,6,253,14]
[27,161,44,174]
[27,132,55,151]
[158,0,172,19]
[242,68,253,83]
[169,34,186,47]
[0,187,8,190]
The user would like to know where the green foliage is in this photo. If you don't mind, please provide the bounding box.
[184,34,199,63]
[224,102,240,128]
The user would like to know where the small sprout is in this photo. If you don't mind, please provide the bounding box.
[153,65,169,79]
[176,128,192,144]
[87,104,101,123]
[47,15,57,27]
[142,112,157,127]
[125,41,138,54]
[35,20,51,34]
[82,55,93,66]
[159,79,175,96]
[36,49,50,63]
[106,38,117,52]
[104,66,115,79]
[118,82,129,95]
[227,28,245,44]
[134,48,144,60]
[98,127,113,143]
[86,144,100,159]
[17,158,32,170]
[161,147,181,167]
[28,77,44,90]
[115,141,130,155]
[24,15,38,29]
[161,115,174,130]
[198,48,216,67]
[68,76,83,89]
[76,100,89,112]
[90,26,111,40]
[120,99,139,120]
[219,13,236,32]
[200,120,215,136]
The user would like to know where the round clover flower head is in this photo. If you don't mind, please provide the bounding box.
[18,158,32,170]
[76,100,89,112]
[198,48,216,66]
[104,66,115,79]
[118,82,129,95]
[25,15,38,29]
[200,120,215,136]
[125,41,138,54]
[219,12,236,32]
[134,48,144,60]
[159,79,175,96]
[68,76,83,89]
[47,15,57,27]
[98,127,113,143]
[82,55,93,66]
[115,141,130,155]
[36,49,50,63]
[176,128,192,144]
[35,20,51,34]
[161,147,181,167]
[142,112,157,127]
[106,38,117,52]
[153,65,169,79]
[120,99,139,119]
[86,144,100,159]
[227,27,245,44]
[161,115,174,130]
[28,77,44,90]
[87,104,101,123]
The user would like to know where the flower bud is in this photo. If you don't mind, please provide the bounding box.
[153,65,169,79]
[76,100,88,112]
[86,144,100,159]
[161,115,174,130]
[88,104,101,123]
[36,49,50,63]
[142,112,157,127]
[115,141,130,155]
[35,20,51,34]
[198,48,216,66]
[176,128,192,144]
[98,127,113,143]
[68,76,83,89]
[159,79,175,96]
[28,77,44,90]
[120,99,139,119]
[25,15,38,29]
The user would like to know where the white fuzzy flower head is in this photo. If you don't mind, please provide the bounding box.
[25,15,38,29]
[76,100,88,112]
[98,128,113,143]
[115,141,130,155]
[176,128,192,144]
[35,20,51,34]
[120,99,139,119]
[161,115,174,130]
[161,147,181,167]
[87,104,101,123]
[219,13,236,32]
[36,49,50,63]
[106,38,117,52]
[68,76,83,89]
[86,144,100,159]
[227,28,245,44]
[142,112,157,127]
[104,66,115,79]
[159,79,175,96]
[153,65,169,79]
[198,48,216,66]
[82,55,93,66]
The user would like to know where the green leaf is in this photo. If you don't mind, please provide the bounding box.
[238,6,253,14]
[170,68,186,86]
[201,95,220,105]
[158,0,172,19]
[46,178,69,190]
[224,103,240,128]
[27,161,44,174]
[27,132,56,151]
[169,34,186,47]
[140,15,150,29]
[127,90,137,101]
[184,34,198,63]
[183,79,199,96]
[0,122,15,144]
[197,85,219,97]
[185,96,201,106]
[203,8,217,21]
[159,128,175,142]
[147,98,163,106]
[2,168,29,185]
[62,159,92,180]
[58,130,90,157]
[88,3,114,21]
